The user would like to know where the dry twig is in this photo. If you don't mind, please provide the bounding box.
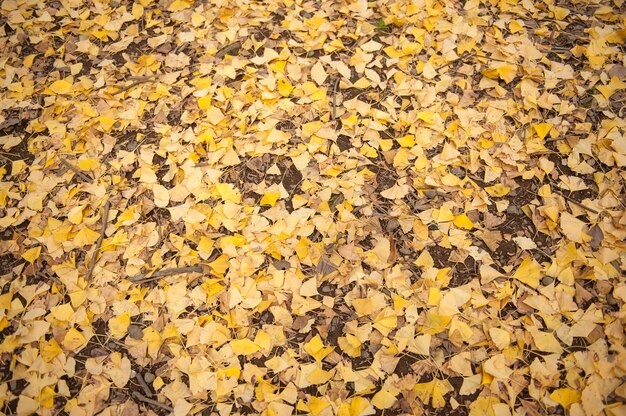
[131,391,173,413]
[86,200,111,281]
[332,77,340,120]
[59,157,92,182]
[215,41,242,59]
[128,265,203,283]
[134,373,153,398]
[113,76,158,96]
[553,188,599,214]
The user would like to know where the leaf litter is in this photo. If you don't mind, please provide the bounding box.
[0,0,625,415]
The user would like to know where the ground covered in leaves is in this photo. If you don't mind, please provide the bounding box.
[0,0,625,415]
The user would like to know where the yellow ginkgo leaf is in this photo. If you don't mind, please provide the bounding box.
[277,78,294,97]
[77,158,99,171]
[209,254,230,275]
[152,184,170,208]
[482,65,517,83]
[48,78,73,94]
[198,95,212,110]
[432,206,455,222]
[489,328,511,350]
[533,123,553,140]
[413,379,452,408]
[303,335,334,362]
[306,366,332,385]
[371,389,398,409]
[416,111,437,124]
[308,397,330,416]
[484,184,510,197]
[596,76,626,100]
[63,327,87,351]
[380,183,409,199]
[512,257,540,288]
[116,205,139,226]
[550,388,581,409]
[108,313,131,337]
[215,183,241,203]
[39,385,55,408]
[22,246,41,263]
[230,338,260,356]
[40,338,63,362]
[260,191,281,206]
[143,327,162,359]
[338,335,361,358]
[67,205,84,225]
[73,226,101,248]
[453,213,474,230]
[529,329,563,353]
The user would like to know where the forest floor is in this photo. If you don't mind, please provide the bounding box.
[0,0,625,415]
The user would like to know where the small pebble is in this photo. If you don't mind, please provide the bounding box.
[450,167,465,177]
[424,190,437,198]
[143,372,155,383]
[128,324,144,340]
[606,293,617,306]
[506,205,522,216]
[386,218,400,232]
[541,276,554,286]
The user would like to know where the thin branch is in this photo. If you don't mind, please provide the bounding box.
[215,41,242,59]
[59,157,92,182]
[553,189,599,214]
[128,265,203,283]
[134,373,153,398]
[331,77,340,120]
[434,51,476,71]
[131,391,173,413]
[112,76,157,96]
[86,200,111,281]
